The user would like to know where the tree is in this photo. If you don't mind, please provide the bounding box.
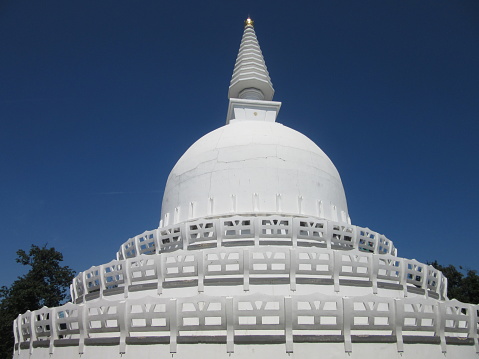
[0,245,75,359]
[430,261,479,304]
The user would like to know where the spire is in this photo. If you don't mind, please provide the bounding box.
[228,18,274,101]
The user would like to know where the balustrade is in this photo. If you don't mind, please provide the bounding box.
[14,293,479,356]
[116,215,397,260]
[72,247,446,303]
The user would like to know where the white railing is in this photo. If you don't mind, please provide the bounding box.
[72,247,447,302]
[14,294,479,356]
[115,215,397,260]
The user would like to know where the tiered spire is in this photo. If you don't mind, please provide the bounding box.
[228,18,274,101]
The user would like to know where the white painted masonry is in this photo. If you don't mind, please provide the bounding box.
[13,18,479,359]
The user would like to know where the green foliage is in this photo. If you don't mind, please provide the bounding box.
[0,245,75,359]
[430,260,479,304]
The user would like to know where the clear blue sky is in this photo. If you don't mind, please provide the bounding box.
[1,1,478,287]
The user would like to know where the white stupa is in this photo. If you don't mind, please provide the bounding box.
[13,18,479,359]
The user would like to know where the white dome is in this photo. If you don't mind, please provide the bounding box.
[160,120,349,226]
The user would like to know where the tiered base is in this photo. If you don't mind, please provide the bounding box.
[15,338,478,359]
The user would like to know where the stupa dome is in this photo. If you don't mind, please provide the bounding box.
[160,119,349,225]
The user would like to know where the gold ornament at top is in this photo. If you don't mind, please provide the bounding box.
[244,17,254,27]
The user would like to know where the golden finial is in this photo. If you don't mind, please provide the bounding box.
[244,17,254,27]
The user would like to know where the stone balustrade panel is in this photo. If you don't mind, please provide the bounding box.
[220,217,255,246]
[137,231,157,256]
[73,275,85,298]
[122,238,138,259]
[398,296,437,333]
[378,234,393,255]
[233,293,285,331]
[376,256,402,284]
[294,249,333,278]
[187,219,218,249]
[330,223,356,249]
[426,266,442,293]
[33,307,53,340]
[204,248,244,279]
[159,225,183,253]
[84,266,101,294]
[177,294,227,332]
[292,294,343,332]
[441,300,472,336]
[335,251,372,280]
[294,218,328,248]
[85,298,122,336]
[127,257,158,284]
[126,296,172,334]
[249,247,290,277]
[405,259,426,289]
[345,295,395,333]
[19,310,33,343]
[103,259,125,289]
[258,216,293,245]
[163,252,199,282]
[356,227,378,253]
[55,302,82,339]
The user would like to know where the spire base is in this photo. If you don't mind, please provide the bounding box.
[226,98,282,124]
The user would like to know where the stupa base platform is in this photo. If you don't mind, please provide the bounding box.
[15,340,478,359]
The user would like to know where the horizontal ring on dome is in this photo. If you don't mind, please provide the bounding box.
[72,245,446,303]
[117,214,396,260]
[14,292,477,355]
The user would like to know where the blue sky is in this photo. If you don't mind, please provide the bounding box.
[1,1,478,288]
